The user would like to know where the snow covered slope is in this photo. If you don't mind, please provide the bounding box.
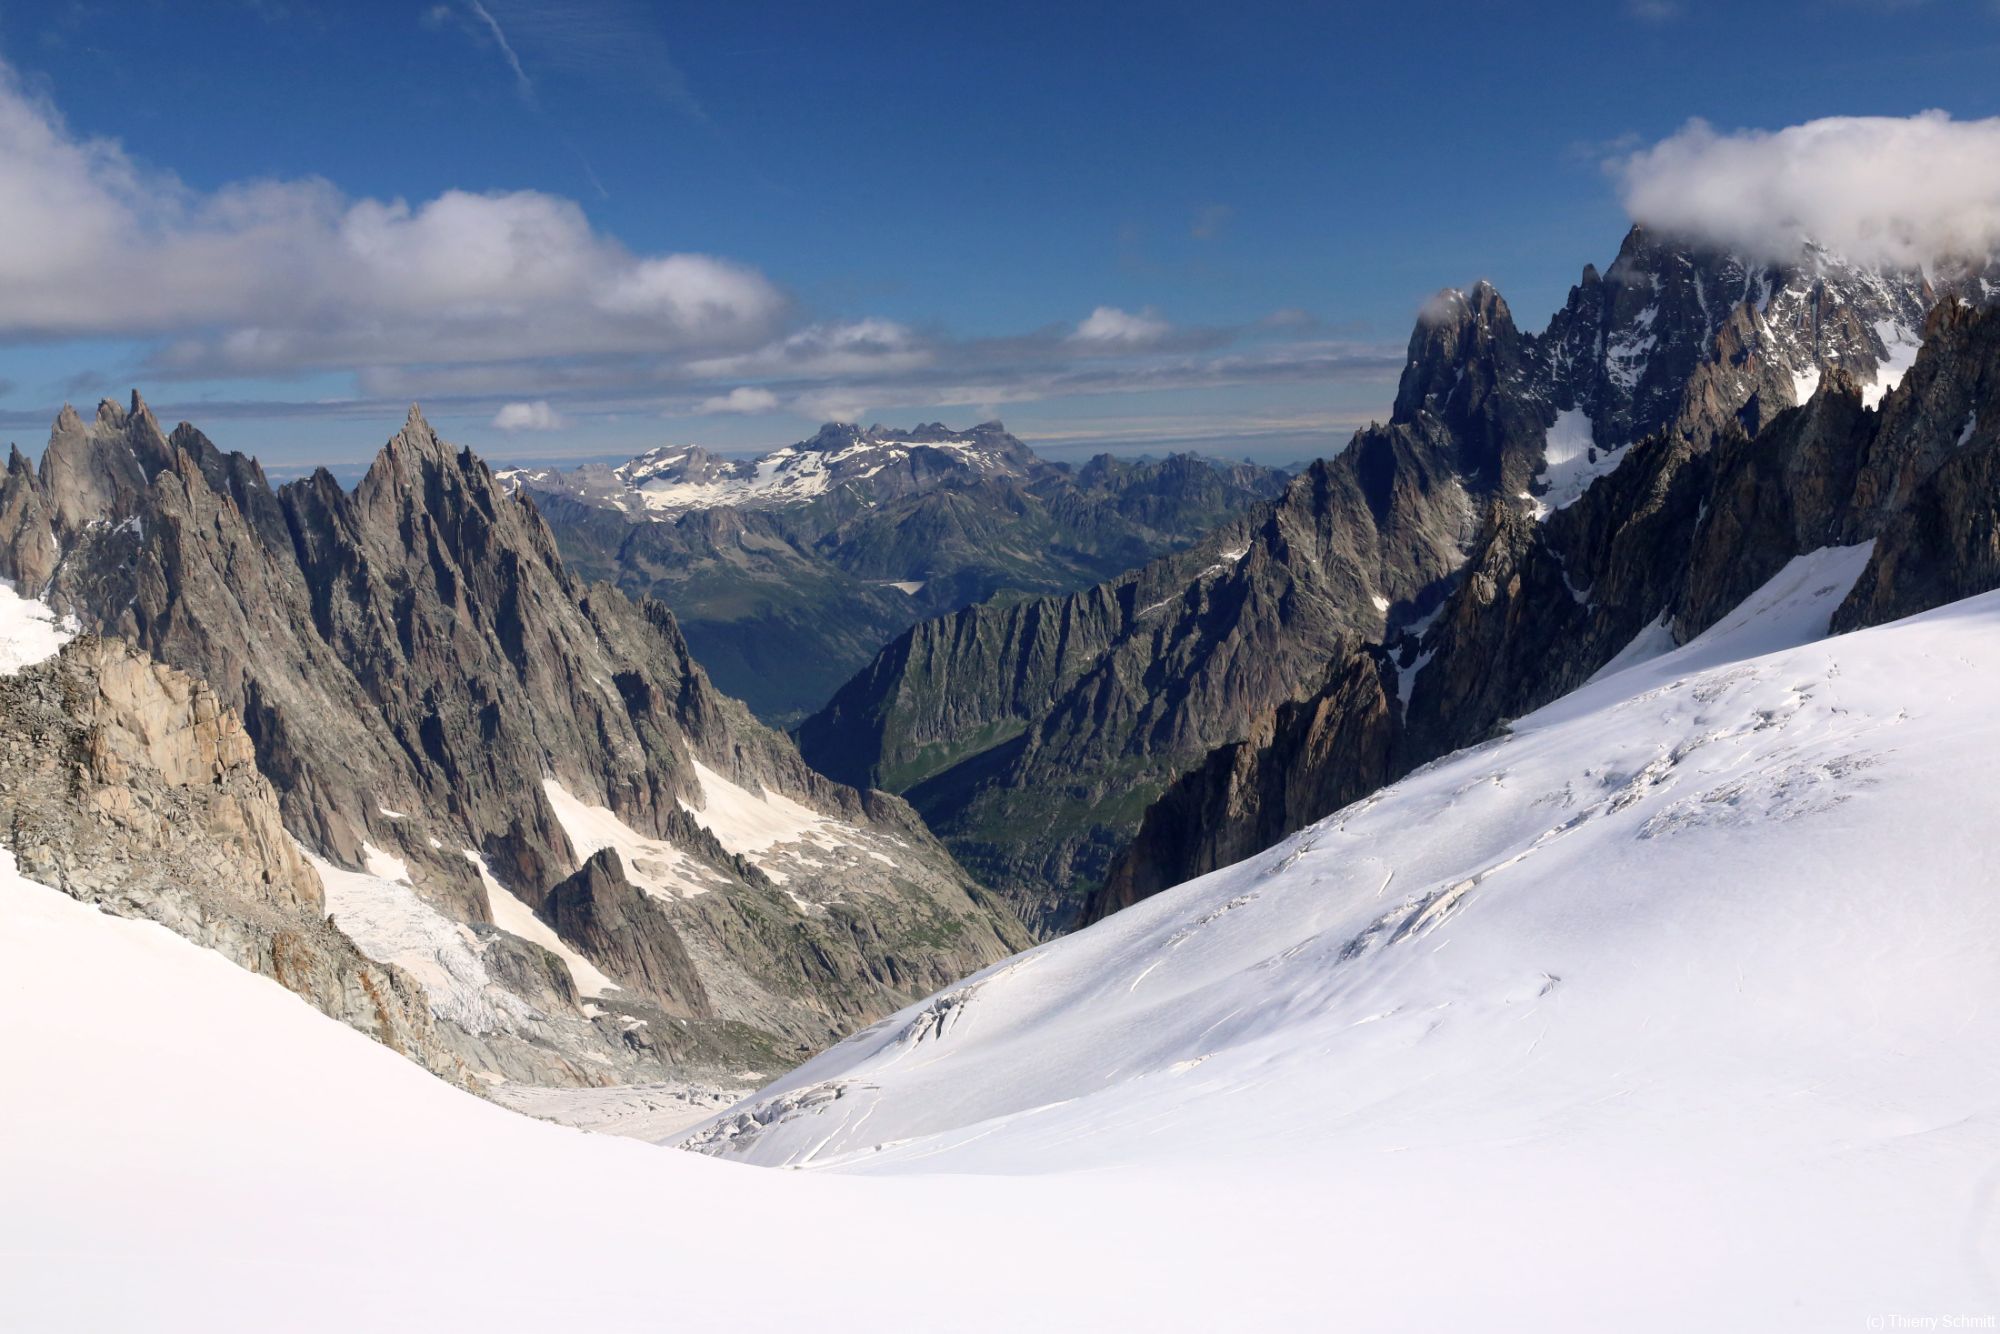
[0,849,1320,1331]
[682,555,2000,1316]
[7,559,1998,1329]
[0,578,74,673]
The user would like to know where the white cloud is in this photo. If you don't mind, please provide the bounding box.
[686,319,932,380]
[1615,112,2000,267]
[0,58,1396,440]
[0,60,784,376]
[1071,306,1172,347]
[789,388,873,425]
[697,386,779,415]
[491,400,564,431]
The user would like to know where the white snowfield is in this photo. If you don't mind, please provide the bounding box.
[1530,405,1625,517]
[4,555,1999,1330]
[303,843,544,1033]
[541,776,723,899]
[0,578,74,674]
[684,552,2000,1321]
[544,765,898,902]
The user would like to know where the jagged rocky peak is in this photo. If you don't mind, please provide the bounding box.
[0,444,58,593]
[381,401,449,461]
[1092,296,2000,925]
[35,389,174,540]
[1397,283,1521,416]
[1433,223,2000,525]
[6,393,1030,1090]
[1539,225,1963,453]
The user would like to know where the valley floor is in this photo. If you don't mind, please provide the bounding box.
[5,550,1999,1330]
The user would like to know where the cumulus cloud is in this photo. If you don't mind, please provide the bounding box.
[1070,306,1172,347]
[697,386,779,414]
[0,57,1399,440]
[790,387,873,425]
[1614,112,2000,267]
[491,400,564,431]
[0,60,784,377]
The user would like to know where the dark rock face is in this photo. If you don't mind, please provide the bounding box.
[1087,650,1398,920]
[1093,294,2000,922]
[0,396,1029,1086]
[800,227,1957,934]
[1832,300,2000,630]
[798,409,1491,933]
[547,849,711,1018]
[0,446,57,592]
[507,422,1292,726]
[1674,378,1874,640]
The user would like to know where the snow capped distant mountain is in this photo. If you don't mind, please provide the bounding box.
[499,423,1293,723]
[500,420,1040,517]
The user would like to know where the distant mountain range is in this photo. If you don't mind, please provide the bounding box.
[499,423,1292,723]
[795,225,1999,933]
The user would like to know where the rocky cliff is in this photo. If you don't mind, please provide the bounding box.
[1093,295,2000,920]
[0,634,466,1083]
[510,424,1291,725]
[797,225,1978,934]
[0,399,1029,1088]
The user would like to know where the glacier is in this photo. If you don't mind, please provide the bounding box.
[4,555,1998,1329]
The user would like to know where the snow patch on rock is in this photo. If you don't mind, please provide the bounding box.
[0,579,77,675]
[542,779,717,900]
[1531,407,1620,517]
[464,850,619,999]
[303,843,532,1034]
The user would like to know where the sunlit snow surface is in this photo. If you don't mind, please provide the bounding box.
[5,554,2000,1329]
[1865,318,1923,409]
[1530,407,1623,517]
[541,777,721,899]
[0,579,74,674]
[683,551,2000,1316]
[302,843,540,1033]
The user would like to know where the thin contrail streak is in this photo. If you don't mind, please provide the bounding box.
[465,0,533,99]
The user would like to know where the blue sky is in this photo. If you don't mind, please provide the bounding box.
[3,0,1998,468]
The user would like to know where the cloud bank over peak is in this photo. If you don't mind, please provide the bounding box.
[1615,112,2000,269]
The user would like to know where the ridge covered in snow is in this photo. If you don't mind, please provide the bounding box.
[498,420,1037,516]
